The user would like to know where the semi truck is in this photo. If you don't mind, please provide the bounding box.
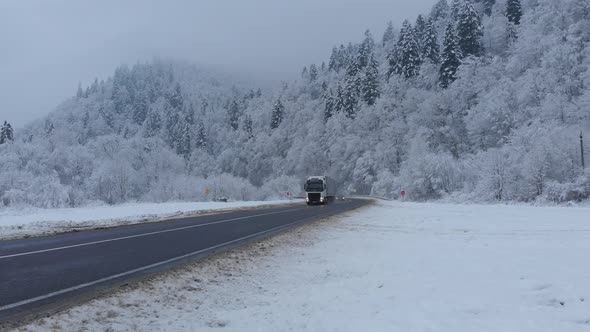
[304,175,335,205]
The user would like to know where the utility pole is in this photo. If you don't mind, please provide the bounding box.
[581,131,585,171]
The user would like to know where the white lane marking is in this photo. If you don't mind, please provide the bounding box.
[0,211,331,312]
[0,208,303,260]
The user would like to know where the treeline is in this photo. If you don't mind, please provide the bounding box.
[1,0,589,208]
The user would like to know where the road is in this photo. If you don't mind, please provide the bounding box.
[0,198,369,323]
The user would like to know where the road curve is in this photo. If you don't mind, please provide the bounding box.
[0,198,369,323]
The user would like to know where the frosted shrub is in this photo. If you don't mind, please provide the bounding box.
[544,175,590,202]
[399,151,464,200]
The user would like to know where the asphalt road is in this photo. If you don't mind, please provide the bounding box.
[0,198,369,324]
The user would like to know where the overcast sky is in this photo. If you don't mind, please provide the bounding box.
[0,0,436,127]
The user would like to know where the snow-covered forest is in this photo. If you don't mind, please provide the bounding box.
[1,0,589,208]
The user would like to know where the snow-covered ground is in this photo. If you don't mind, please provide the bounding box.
[0,200,297,240]
[16,200,590,332]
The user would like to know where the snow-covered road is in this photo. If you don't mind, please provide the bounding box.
[15,200,590,331]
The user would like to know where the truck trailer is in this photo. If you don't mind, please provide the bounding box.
[304,175,335,205]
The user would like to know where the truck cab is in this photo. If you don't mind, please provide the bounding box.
[304,176,333,205]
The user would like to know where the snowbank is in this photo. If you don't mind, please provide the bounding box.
[0,200,297,240]
[17,201,590,331]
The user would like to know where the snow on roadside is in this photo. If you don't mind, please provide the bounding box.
[15,200,590,332]
[0,200,298,240]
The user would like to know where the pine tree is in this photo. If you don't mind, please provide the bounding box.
[382,21,395,47]
[44,120,55,137]
[143,108,161,138]
[506,0,522,25]
[358,30,375,69]
[168,83,184,110]
[362,54,380,106]
[430,0,449,23]
[334,85,345,114]
[439,24,462,88]
[328,47,339,72]
[456,0,483,58]
[271,99,285,129]
[422,18,441,63]
[6,122,13,142]
[228,100,240,130]
[243,114,254,139]
[164,102,181,147]
[0,123,5,145]
[90,78,99,94]
[415,15,428,54]
[76,83,84,99]
[195,121,208,150]
[0,121,13,144]
[309,64,319,82]
[132,91,149,125]
[176,123,191,159]
[322,85,335,120]
[185,103,195,126]
[392,20,422,79]
[483,0,495,16]
[301,66,308,79]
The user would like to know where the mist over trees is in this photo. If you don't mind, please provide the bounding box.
[1,0,590,208]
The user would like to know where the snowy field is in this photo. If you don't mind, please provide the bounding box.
[0,200,297,240]
[15,200,590,332]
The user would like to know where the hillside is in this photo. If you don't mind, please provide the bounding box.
[1,0,589,208]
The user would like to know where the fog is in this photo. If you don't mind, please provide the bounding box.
[0,0,436,127]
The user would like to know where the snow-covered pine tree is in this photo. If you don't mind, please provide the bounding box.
[321,82,335,120]
[422,18,441,64]
[328,47,339,72]
[358,30,375,69]
[506,0,522,25]
[0,121,14,144]
[439,24,462,88]
[301,66,308,79]
[185,103,195,126]
[456,0,484,58]
[362,54,380,106]
[271,98,285,129]
[6,122,13,142]
[132,90,149,125]
[430,0,449,23]
[243,114,254,139]
[76,83,84,99]
[168,83,184,111]
[44,119,55,136]
[382,21,395,47]
[195,120,207,150]
[393,20,422,78]
[309,64,318,82]
[164,102,181,147]
[143,108,161,138]
[334,84,345,114]
[176,123,191,159]
[228,100,240,130]
[415,15,428,55]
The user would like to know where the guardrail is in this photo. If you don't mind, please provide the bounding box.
[346,195,393,201]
